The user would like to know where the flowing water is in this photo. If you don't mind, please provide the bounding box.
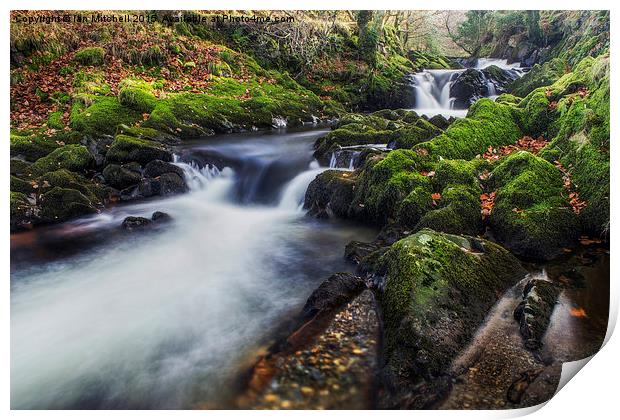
[409,58,523,118]
[10,127,377,409]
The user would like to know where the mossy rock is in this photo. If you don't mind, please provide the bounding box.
[10,159,32,177]
[416,99,523,159]
[70,96,142,136]
[488,151,579,260]
[39,187,97,222]
[37,169,105,203]
[416,186,482,236]
[102,163,143,190]
[10,133,60,161]
[508,58,567,97]
[10,176,34,194]
[538,55,609,236]
[31,144,93,175]
[10,192,33,231]
[351,150,434,225]
[304,170,357,219]
[516,89,551,136]
[118,78,158,113]
[374,229,525,402]
[105,134,172,165]
[74,47,106,66]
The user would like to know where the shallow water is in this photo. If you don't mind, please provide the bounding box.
[10,127,376,409]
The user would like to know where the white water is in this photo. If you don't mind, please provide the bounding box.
[409,58,523,118]
[10,129,374,409]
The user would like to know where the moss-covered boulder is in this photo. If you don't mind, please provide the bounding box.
[10,192,34,231]
[303,170,356,218]
[74,47,106,66]
[539,55,609,237]
[373,229,526,408]
[39,187,97,222]
[415,99,523,159]
[70,96,142,136]
[488,151,579,260]
[105,135,172,165]
[37,169,105,203]
[516,89,551,137]
[10,133,59,161]
[10,176,34,194]
[30,144,93,175]
[102,164,143,190]
[10,159,32,177]
[350,150,434,225]
[118,79,158,113]
[508,58,567,97]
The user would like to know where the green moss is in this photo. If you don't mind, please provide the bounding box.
[538,55,609,236]
[376,229,525,381]
[351,150,434,224]
[47,111,64,129]
[416,99,522,159]
[516,89,551,136]
[489,151,579,260]
[416,187,482,236]
[30,144,92,175]
[70,96,142,136]
[432,159,478,190]
[10,133,59,161]
[117,78,159,112]
[37,169,104,203]
[39,187,97,222]
[10,176,34,194]
[10,191,31,230]
[74,47,106,66]
[105,134,171,165]
[495,93,521,106]
[509,58,567,97]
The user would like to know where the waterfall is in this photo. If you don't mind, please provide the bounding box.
[10,128,377,409]
[409,58,524,118]
[278,161,325,211]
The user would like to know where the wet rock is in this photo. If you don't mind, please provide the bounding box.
[158,173,187,195]
[102,163,142,190]
[121,216,152,230]
[300,273,366,321]
[372,229,526,408]
[428,114,450,130]
[39,187,97,222]
[105,134,172,165]
[450,69,490,108]
[144,160,184,179]
[152,211,172,223]
[344,241,380,265]
[304,170,355,219]
[10,192,35,231]
[513,279,560,351]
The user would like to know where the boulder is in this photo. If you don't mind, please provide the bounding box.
[144,160,184,178]
[39,187,97,222]
[121,216,152,230]
[300,273,366,321]
[158,173,187,195]
[372,229,526,408]
[488,152,579,260]
[102,163,143,190]
[304,170,356,219]
[30,144,93,175]
[513,279,560,351]
[105,134,172,165]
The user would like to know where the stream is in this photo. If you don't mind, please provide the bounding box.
[10,127,376,409]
